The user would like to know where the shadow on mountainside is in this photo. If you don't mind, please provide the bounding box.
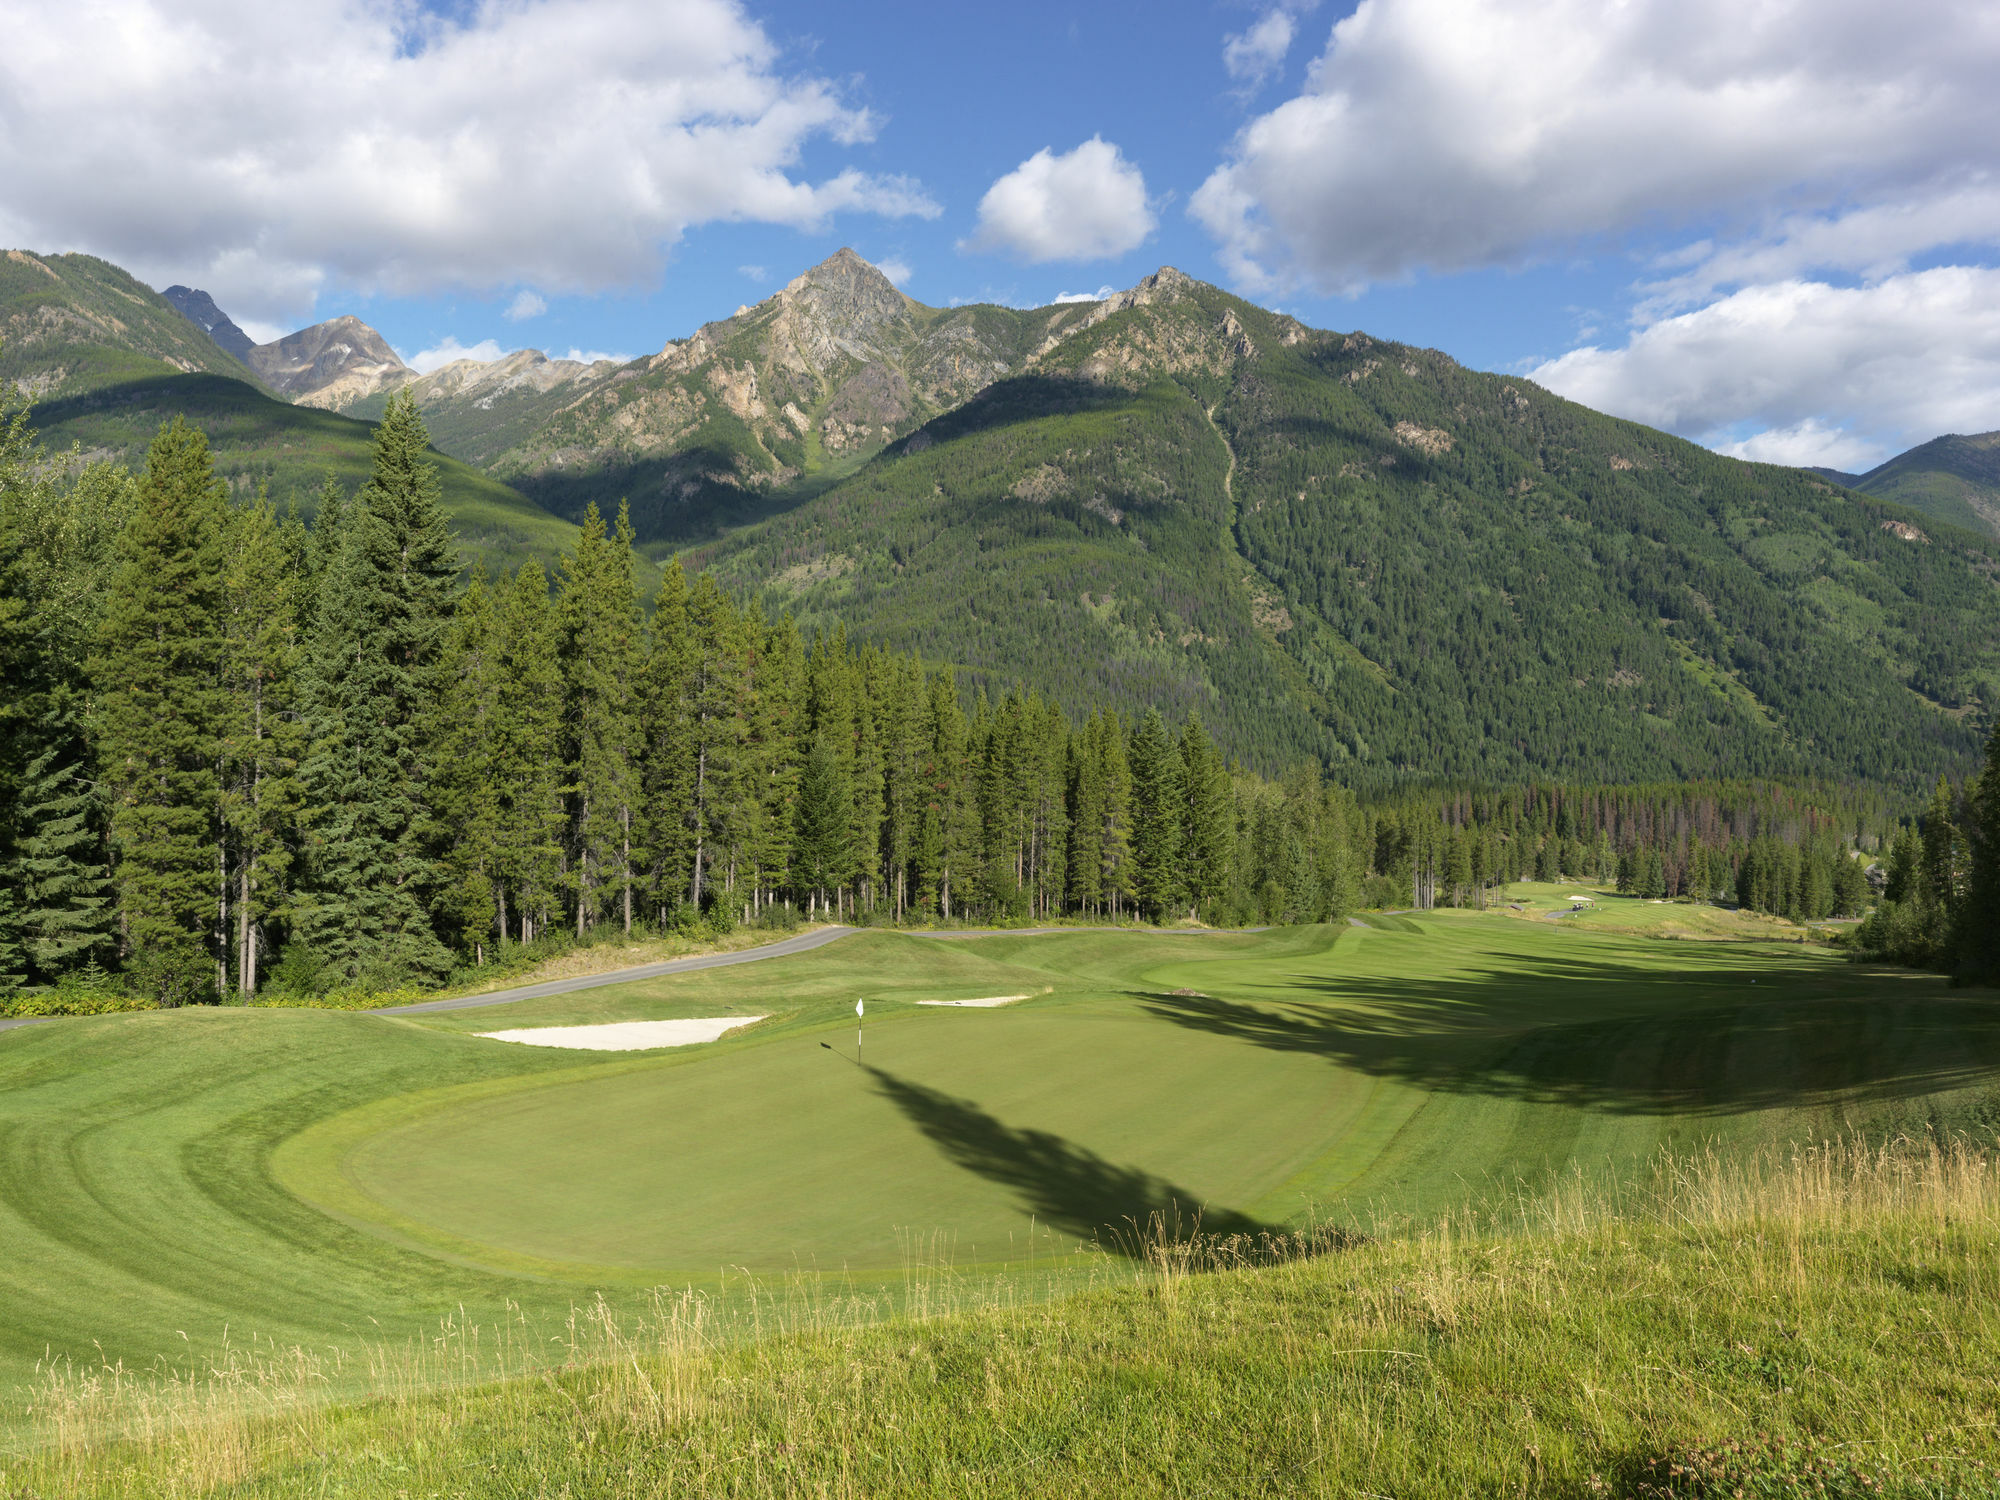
[1138,953,2000,1118]
[866,1067,1308,1259]
[892,376,1141,453]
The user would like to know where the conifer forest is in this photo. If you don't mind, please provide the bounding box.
[3,389,1997,1007]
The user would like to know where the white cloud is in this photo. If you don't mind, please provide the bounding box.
[1223,9,1297,88]
[1711,419,1884,474]
[1053,286,1114,304]
[408,336,505,374]
[558,347,633,366]
[0,0,941,325]
[961,138,1156,264]
[1192,0,2000,293]
[504,289,547,322]
[1529,268,2000,467]
[738,265,769,282]
[876,256,914,287]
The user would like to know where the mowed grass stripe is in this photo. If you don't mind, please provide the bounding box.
[1,916,1995,1427]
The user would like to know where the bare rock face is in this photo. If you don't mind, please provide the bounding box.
[397,348,617,408]
[244,315,411,409]
[161,285,257,363]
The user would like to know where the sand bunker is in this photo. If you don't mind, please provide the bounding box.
[916,995,1031,1008]
[477,1017,767,1051]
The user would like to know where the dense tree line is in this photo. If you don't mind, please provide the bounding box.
[1850,733,2000,986]
[4,396,1981,1006]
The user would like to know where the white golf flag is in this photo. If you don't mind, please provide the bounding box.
[855,998,865,1017]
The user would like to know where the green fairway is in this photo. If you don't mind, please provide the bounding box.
[2,915,1996,1422]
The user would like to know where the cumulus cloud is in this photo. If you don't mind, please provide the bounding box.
[1222,9,1298,88]
[0,0,940,325]
[1710,419,1885,474]
[504,289,547,322]
[408,336,505,374]
[558,347,634,366]
[1053,285,1115,304]
[738,265,769,282]
[1192,0,2000,293]
[1530,268,2000,468]
[961,138,1156,264]
[876,256,914,286]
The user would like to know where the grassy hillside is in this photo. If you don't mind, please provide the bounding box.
[1840,430,2000,540]
[694,278,2000,790]
[15,1146,1997,1497]
[3,916,1995,1398]
[0,250,267,400]
[1,912,1996,1494]
[26,373,584,577]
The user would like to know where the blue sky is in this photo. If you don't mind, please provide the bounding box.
[4,0,1998,470]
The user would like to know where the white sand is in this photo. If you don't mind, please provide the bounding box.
[477,1016,767,1051]
[916,994,1031,1008]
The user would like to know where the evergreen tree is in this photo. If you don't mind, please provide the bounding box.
[1176,713,1233,920]
[92,419,230,1003]
[792,734,852,915]
[429,568,503,960]
[1128,708,1183,921]
[293,393,458,986]
[639,562,694,922]
[492,562,566,942]
[746,611,805,913]
[219,489,305,995]
[683,572,745,911]
[8,747,113,979]
[560,503,644,934]
[1957,721,2000,984]
[0,379,127,989]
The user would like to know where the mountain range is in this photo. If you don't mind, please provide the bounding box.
[8,243,1998,792]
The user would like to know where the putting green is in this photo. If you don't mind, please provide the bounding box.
[288,916,2000,1277]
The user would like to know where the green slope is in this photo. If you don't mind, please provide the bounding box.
[26,373,584,577]
[1841,430,2000,540]
[3,916,1993,1410]
[1,249,267,399]
[692,276,2000,790]
[4,247,585,576]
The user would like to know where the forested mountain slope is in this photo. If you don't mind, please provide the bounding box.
[4,249,582,577]
[1819,431,2000,540]
[694,270,2000,791]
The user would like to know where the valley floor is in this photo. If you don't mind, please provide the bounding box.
[1,905,1994,1494]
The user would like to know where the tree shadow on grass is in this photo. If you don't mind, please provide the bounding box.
[866,1067,1347,1262]
[1140,953,2000,1117]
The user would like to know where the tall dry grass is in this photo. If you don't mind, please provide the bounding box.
[10,1134,1998,1497]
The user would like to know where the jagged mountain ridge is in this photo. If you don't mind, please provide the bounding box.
[343,348,621,469]
[241,314,411,409]
[477,249,1137,539]
[160,284,258,363]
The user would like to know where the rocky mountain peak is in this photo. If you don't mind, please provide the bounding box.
[161,285,257,363]
[243,314,410,410]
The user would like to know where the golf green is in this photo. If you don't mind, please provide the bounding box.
[3,911,1995,1414]
[289,917,2000,1277]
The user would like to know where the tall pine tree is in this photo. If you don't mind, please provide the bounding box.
[92,419,230,1002]
[294,393,457,986]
